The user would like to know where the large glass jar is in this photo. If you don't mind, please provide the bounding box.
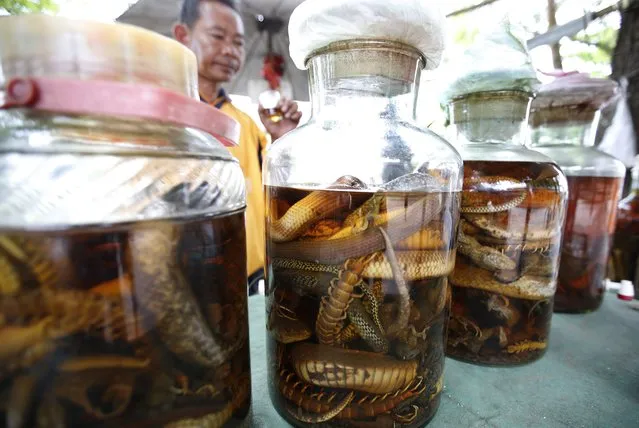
[530,77,627,313]
[445,91,568,366]
[0,16,250,427]
[264,39,462,428]
[609,155,639,298]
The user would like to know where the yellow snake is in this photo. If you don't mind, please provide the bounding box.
[269,173,455,422]
[464,212,560,242]
[291,343,417,395]
[450,262,555,300]
[461,176,527,214]
[271,194,443,264]
[270,175,366,242]
[272,250,455,281]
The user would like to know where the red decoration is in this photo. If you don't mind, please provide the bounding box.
[262,53,285,90]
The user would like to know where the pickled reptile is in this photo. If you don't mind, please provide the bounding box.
[447,161,565,366]
[267,172,455,426]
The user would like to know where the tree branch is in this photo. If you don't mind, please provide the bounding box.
[446,0,502,18]
[548,0,564,70]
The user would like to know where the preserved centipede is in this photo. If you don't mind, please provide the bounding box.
[265,173,459,427]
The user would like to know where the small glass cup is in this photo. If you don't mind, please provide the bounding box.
[259,89,284,123]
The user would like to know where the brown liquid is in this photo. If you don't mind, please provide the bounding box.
[265,185,459,427]
[0,214,249,428]
[555,176,623,312]
[609,189,639,297]
[447,161,566,366]
[265,108,283,123]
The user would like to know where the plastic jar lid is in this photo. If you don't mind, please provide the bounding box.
[0,15,240,146]
[0,14,198,99]
[531,73,618,118]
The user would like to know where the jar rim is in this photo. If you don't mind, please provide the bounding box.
[304,39,425,68]
[449,90,533,104]
[0,14,199,99]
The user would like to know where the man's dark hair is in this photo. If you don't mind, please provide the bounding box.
[180,0,239,28]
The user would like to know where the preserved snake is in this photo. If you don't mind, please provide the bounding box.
[129,223,246,368]
[0,214,251,427]
[291,343,417,395]
[343,299,388,353]
[266,172,455,426]
[271,193,443,264]
[461,176,527,214]
[447,161,565,365]
[272,250,455,281]
[270,176,367,242]
[457,223,516,272]
[165,376,250,428]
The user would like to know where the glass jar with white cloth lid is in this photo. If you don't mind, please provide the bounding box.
[441,23,568,366]
[263,1,461,426]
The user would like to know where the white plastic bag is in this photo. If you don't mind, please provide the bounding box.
[598,78,638,167]
[288,0,446,70]
[441,20,539,102]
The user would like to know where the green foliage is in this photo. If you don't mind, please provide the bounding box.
[568,24,618,76]
[454,26,481,47]
[572,26,617,55]
[0,0,58,14]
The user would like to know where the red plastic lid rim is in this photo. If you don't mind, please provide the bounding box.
[1,77,240,147]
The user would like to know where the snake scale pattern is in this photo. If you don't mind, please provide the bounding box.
[447,165,566,365]
[267,173,455,425]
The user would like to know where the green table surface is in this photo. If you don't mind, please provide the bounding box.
[247,292,639,427]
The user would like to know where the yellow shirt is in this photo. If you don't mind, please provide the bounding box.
[209,90,268,278]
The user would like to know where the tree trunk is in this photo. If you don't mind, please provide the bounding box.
[547,0,563,70]
[612,0,639,150]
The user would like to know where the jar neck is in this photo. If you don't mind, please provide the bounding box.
[529,106,599,147]
[448,92,531,146]
[306,41,423,122]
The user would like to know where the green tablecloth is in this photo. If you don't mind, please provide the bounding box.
[247,292,639,427]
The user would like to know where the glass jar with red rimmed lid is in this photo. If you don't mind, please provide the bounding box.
[0,14,250,427]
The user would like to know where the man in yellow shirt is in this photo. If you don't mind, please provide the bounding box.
[173,0,302,292]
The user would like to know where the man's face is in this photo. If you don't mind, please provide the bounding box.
[179,2,246,84]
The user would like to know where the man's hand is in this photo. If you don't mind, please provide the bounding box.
[258,97,302,141]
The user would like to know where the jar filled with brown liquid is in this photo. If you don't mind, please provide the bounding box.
[530,75,627,313]
[445,91,568,366]
[0,16,250,427]
[264,3,460,426]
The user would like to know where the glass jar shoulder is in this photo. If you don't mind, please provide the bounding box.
[460,143,557,164]
[0,113,246,229]
[461,144,567,194]
[531,145,626,178]
[264,119,463,191]
[463,159,567,197]
[0,111,236,161]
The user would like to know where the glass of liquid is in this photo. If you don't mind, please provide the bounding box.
[259,89,284,123]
